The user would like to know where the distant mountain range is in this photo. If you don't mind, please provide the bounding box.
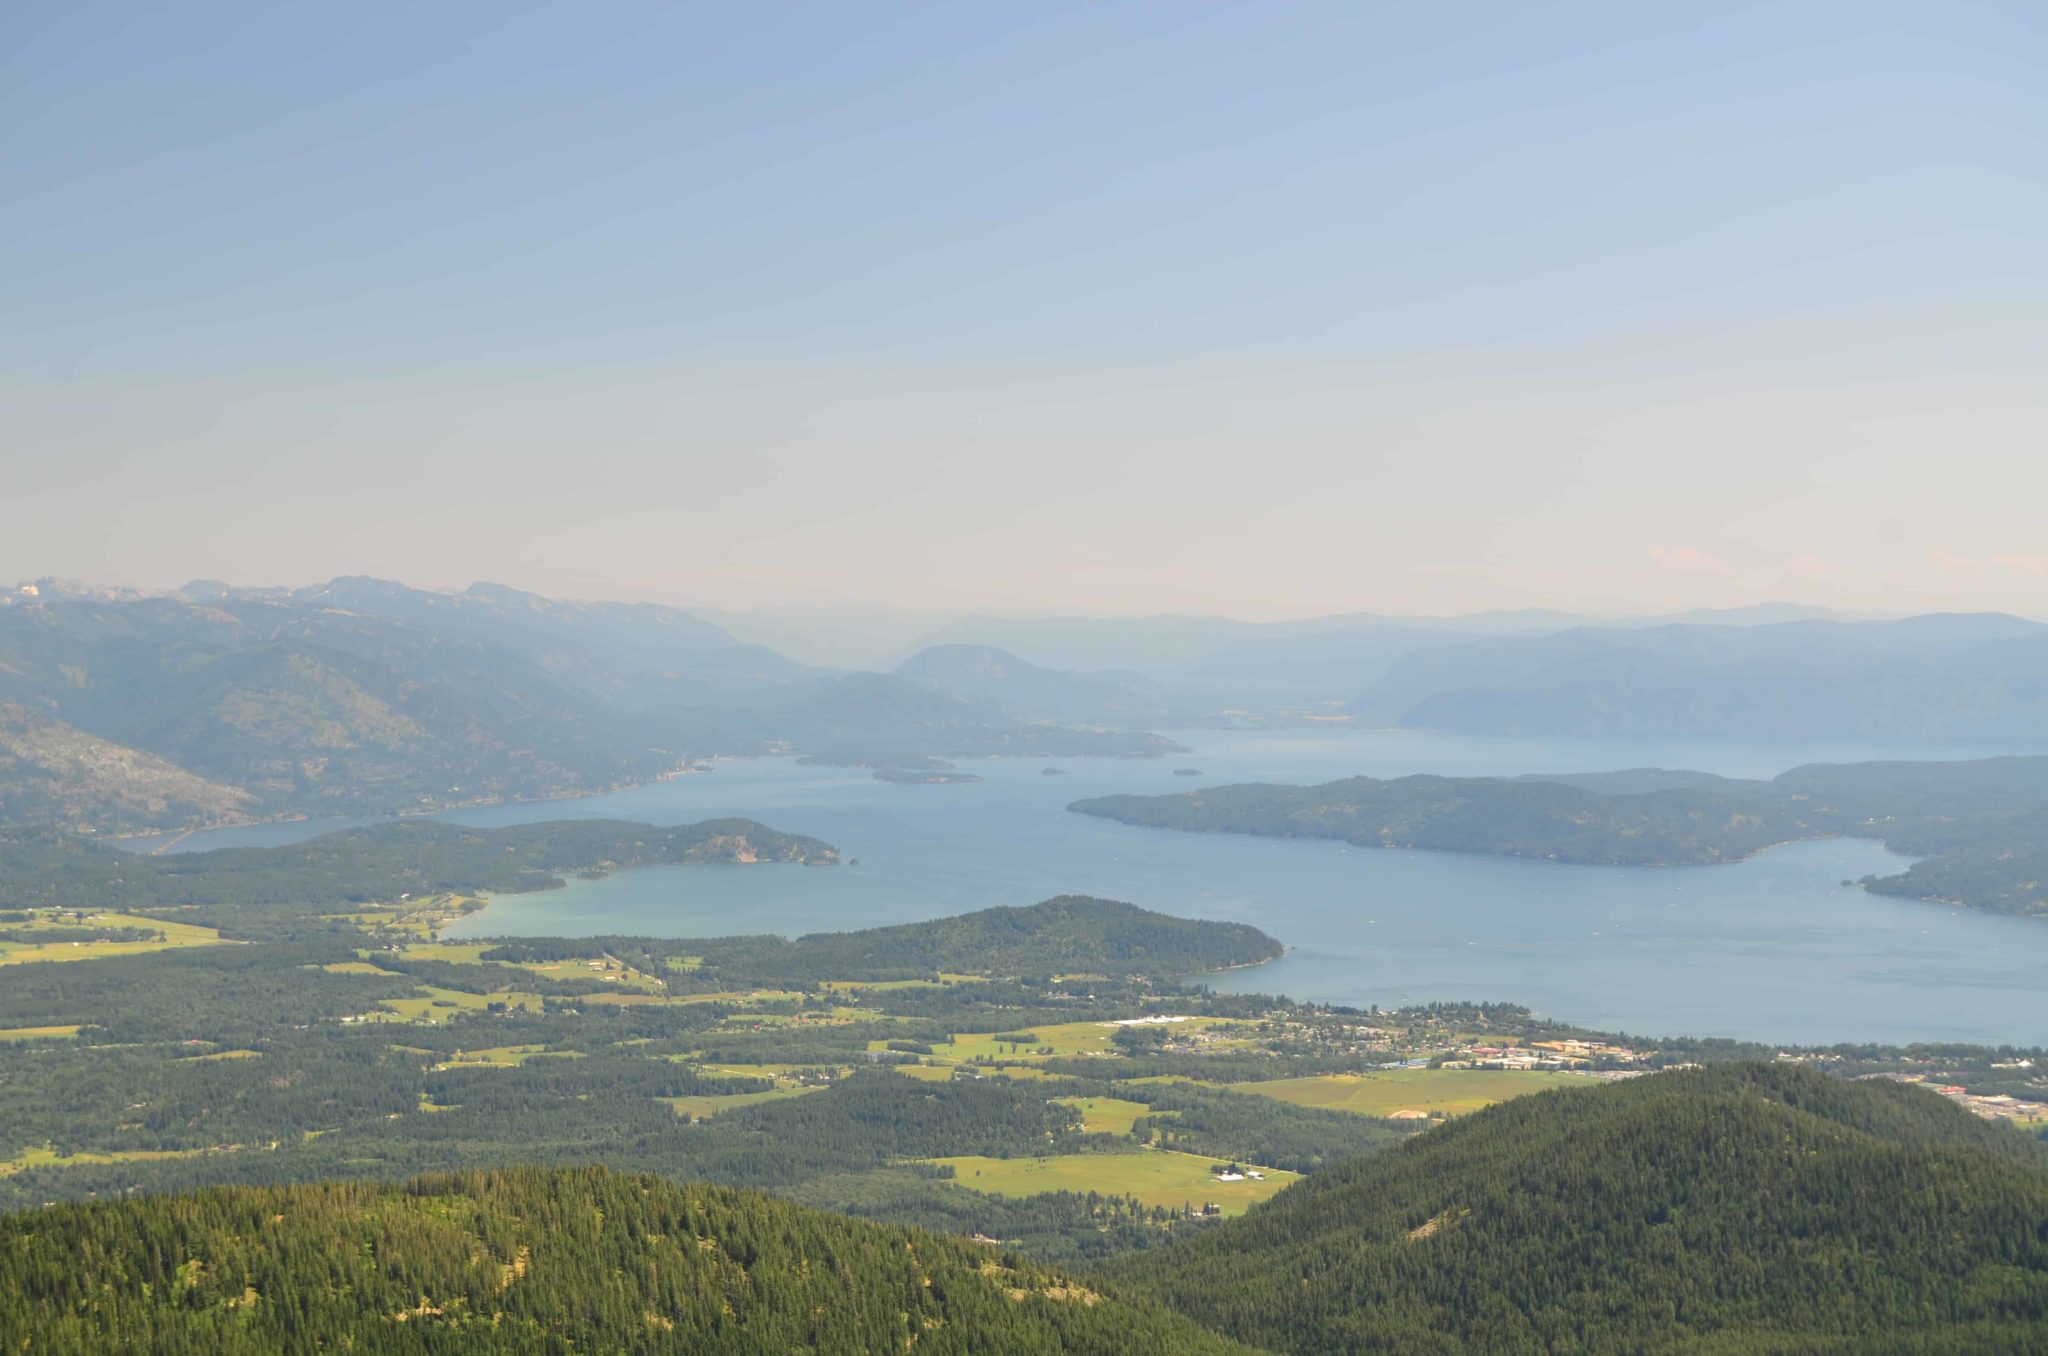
[0,578,1177,832]
[4,576,2042,834]
[895,602,1887,694]
[1355,614,2048,742]
[893,644,1183,726]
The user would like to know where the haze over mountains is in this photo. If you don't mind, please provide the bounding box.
[3,575,2043,834]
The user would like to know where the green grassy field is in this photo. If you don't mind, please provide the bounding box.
[896,1063,959,1083]
[936,1019,1118,1062]
[928,1149,1298,1215]
[661,1085,827,1119]
[817,977,950,992]
[376,985,542,1023]
[1,1145,208,1175]
[1233,1068,1583,1118]
[1054,1096,1156,1134]
[432,1044,583,1069]
[0,911,229,966]
[393,942,669,992]
[934,1017,1252,1065]
[329,894,488,941]
[676,988,805,1006]
[0,1025,80,1041]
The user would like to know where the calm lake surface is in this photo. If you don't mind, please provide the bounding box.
[149,730,2048,1047]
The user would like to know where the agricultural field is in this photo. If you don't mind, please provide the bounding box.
[1055,1096,1157,1134]
[925,1016,1252,1065]
[393,941,668,992]
[662,1085,827,1120]
[0,911,229,965]
[895,1063,961,1083]
[0,1025,80,1041]
[676,988,805,1006]
[1233,1068,1583,1119]
[695,1062,847,1081]
[374,985,542,1024]
[330,894,488,941]
[432,1045,582,1070]
[929,1149,1299,1215]
[1,1146,209,1176]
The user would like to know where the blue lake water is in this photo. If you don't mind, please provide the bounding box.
[143,730,2048,1047]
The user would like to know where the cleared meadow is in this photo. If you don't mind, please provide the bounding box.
[928,1149,1298,1215]
[1233,1068,1582,1118]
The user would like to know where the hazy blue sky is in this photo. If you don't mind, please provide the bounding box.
[5,2,2044,617]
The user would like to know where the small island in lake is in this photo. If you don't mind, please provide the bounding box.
[875,767,984,785]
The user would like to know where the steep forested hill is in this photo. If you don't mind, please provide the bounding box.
[0,1166,1259,1355]
[0,703,251,830]
[1111,1064,2048,1354]
[686,895,1283,982]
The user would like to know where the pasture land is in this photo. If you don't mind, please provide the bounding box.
[1,1145,208,1175]
[376,985,542,1023]
[393,941,668,992]
[1233,1068,1582,1119]
[1055,1096,1156,1134]
[662,1085,827,1119]
[433,1044,582,1070]
[0,1025,80,1041]
[928,1149,1298,1215]
[0,911,228,965]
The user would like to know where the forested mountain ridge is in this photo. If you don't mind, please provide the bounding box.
[0,817,836,923]
[0,1166,1260,1355]
[1111,1063,2048,1354]
[1072,754,2048,916]
[0,703,251,830]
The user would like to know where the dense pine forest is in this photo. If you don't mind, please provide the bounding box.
[1111,1064,2048,1354]
[0,1166,1257,1354]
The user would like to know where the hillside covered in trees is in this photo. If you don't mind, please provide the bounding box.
[0,1166,1255,1355]
[1072,755,2048,917]
[1111,1064,2048,1354]
[0,818,836,921]
[680,895,1282,983]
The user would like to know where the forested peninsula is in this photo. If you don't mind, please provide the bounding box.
[1070,755,2048,918]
